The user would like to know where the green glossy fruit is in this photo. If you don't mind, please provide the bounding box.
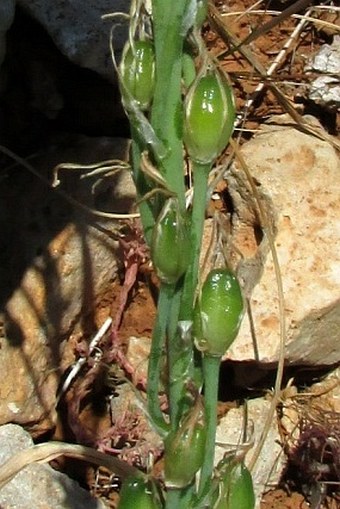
[117,475,162,509]
[151,198,190,284]
[214,459,255,509]
[184,68,235,164]
[164,414,206,488]
[120,40,155,110]
[193,268,244,357]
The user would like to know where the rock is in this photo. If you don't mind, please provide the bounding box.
[126,336,152,385]
[0,0,15,68]
[0,136,133,434]
[305,36,340,109]
[224,116,340,366]
[17,0,129,82]
[215,398,283,508]
[0,424,106,509]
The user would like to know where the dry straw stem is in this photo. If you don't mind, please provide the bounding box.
[229,138,286,471]
[0,441,139,490]
[52,159,131,185]
[219,0,314,53]
[231,5,315,124]
[222,8,340,36]
[0,145,139,219]
[56,317,113,404]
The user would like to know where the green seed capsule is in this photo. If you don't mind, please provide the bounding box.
[151,198,190,284]
[184,68,235,164]
[193,268,244,357]
[214,459,255,509]
[117,475,163,509]
[164,407,206,488]
[119,40,155,110]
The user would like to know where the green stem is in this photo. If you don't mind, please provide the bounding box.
[165,283,189,428]
[130,132,156,246]
[150,0,189,208]
[165,489,182,509]
[198,355,221,497]
[165,484,194,509]
[166,163,211,429]
[147,283,175,435]
[180,162,211,321]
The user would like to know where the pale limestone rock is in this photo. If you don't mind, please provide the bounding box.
[126,336,151,385]
[0,136,131,433]
[224,117,340,366]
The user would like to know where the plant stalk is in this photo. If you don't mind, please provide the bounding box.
[180,162,211,321]
[147,282,175,435]
[198,355,221,497]
[150,0,189,208]
[165,484,194,509]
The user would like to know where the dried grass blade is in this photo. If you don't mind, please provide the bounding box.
[0,441,139,489]
[229,138,286,471]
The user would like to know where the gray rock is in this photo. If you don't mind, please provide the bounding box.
[0,0,15,75]
[224,116,340,366]
[17,0,130,81]
[0,424,106,509]
[305,36,340,109]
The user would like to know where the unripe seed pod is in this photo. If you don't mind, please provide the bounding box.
[164,406,206,488]
[214,459,255,509]
[119,40,155,110]
[184,67,235,164]
[151,198,190,284]
[117,475,162,509]
[193,268,244,357]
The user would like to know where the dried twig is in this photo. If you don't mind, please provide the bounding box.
[236,6,315,124]
[109,224,149,385]
[56,317,113,404]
